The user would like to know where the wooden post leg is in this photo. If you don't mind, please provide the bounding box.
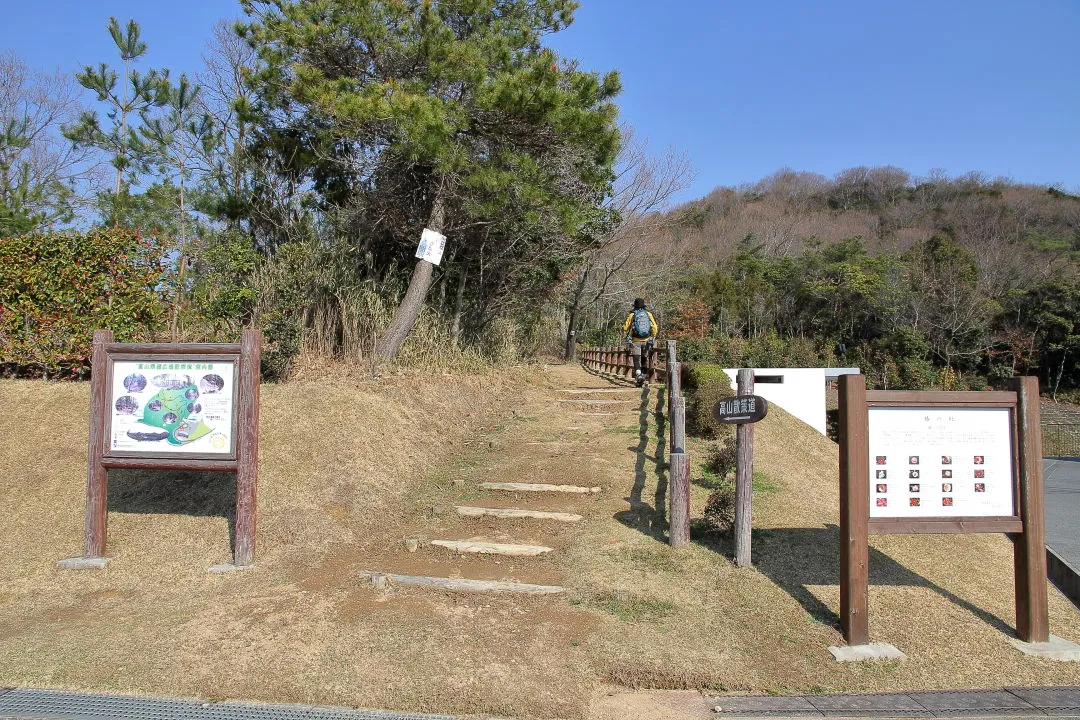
[1011,376,1049,643]
[839,374,870,645]
[233,329,262,566]
[84,329,113,558]
[734,369,754,567]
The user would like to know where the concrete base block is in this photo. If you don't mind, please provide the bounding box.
[57,557,108,570]
[1009,634,1080,661]
[207,563,252,574]
[828,642,906,662]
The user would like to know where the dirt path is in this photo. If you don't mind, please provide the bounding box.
[352,363,652,591]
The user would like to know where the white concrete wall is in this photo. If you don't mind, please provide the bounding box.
[723,368,828,435]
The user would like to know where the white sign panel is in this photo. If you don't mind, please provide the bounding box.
[416,228,446,265]
[867,407,1014,518]
[108,360,236,455]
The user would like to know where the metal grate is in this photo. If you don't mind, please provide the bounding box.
[1006,686,1080,713]
[708,687,1080,718]
[805,692,934,717]
[0,689,457,720]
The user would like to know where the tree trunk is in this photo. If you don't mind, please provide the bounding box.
[170,176,187,341]
[564,267,588,360]
[374,192,446,361]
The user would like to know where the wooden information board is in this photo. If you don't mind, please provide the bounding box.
[82,329,262,566]
[838,375,1048,645]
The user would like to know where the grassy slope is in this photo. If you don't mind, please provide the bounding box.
[574,382,1080,695]
[0,366,1078,720]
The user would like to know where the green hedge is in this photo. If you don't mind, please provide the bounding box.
[0,228,169,378]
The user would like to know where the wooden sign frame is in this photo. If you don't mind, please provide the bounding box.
[83,329,262,566]
[838,374,1048,645]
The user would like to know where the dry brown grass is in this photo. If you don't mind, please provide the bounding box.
[0,364,1078,720]
[569,379,1080,698]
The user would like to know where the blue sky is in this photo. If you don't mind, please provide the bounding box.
[5,0,1079,205]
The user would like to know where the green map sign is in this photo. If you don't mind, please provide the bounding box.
[107,359,236,456]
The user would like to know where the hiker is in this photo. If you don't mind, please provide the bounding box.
[623,298,658,386]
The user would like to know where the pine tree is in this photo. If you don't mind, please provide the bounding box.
[63,17,170,225]
[239,0,621,360]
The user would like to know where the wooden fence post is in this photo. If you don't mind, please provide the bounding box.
[669,395,690,547]
[668,344,681,399]
[734,369,754,567]
[1011,375,1050,643]
[838,373,870,645]
[84,329,113,558]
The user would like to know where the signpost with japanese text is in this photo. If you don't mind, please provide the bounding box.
[713,394,769,425]
[838,375,1048,646]
[73,329,262,568]
[711,372,769,567]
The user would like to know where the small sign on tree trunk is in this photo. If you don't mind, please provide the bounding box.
[416,228,447,265]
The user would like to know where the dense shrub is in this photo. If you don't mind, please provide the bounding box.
[705,436,738,479]
[702,487,736,533]
[0,228,169,378]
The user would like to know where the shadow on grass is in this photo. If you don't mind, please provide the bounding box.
[692,524,1015,636]
[614,384,669,542]
[108,469,237,551]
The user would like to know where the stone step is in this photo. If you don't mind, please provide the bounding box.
[430,539,553,556]
[559,387,642,394]
[359,571,565,595]
[455,506,583,522]
[556,398,632,405]
[480,481,601,494]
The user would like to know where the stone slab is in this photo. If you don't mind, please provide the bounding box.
[430,539,553,556]
[827,643,906,662]
[1009,634,1080,661]
[559,387,642,394]
[359,571,565,595]
[557,398,632,404]
[207,563,252,574]
[455,506,583,522]
[56,556,108,570]
[480,481,600,493]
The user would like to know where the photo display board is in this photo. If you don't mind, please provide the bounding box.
[106,356,238,458]
[867,406,1014,518]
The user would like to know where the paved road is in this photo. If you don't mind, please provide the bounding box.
[1046,458,1080,570]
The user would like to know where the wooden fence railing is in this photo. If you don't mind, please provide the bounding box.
[578,344,669,382]
[581,340,690,547]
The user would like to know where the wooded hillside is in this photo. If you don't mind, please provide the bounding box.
[575,168,1080,398]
